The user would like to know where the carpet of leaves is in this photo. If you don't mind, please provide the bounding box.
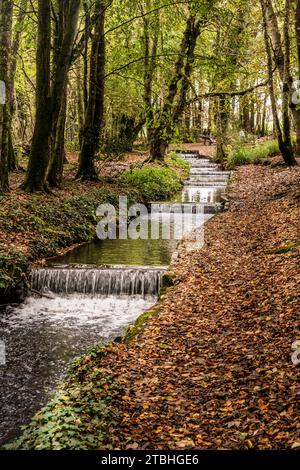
[100,161,300,450]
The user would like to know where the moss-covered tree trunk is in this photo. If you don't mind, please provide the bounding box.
[264,0,299,159]
[260,0,296,166]
[23,0,81,192]
[0,0,13,193]
[215,95,229,168]
[149,16,201,161]
[21,0,51,191]
[77,0,106,181]
[48,90,67,187]
[47,0,69,187]
[7,0,28,172]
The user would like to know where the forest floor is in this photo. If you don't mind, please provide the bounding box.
[93,155,300,450]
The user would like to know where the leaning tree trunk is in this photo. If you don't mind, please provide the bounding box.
[149,16,201,161]
[0,0,13,193]
[77,0,106,180]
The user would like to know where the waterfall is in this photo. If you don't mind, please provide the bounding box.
[30,265,166,297]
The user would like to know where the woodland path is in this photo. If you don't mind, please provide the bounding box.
[97,152,300,450]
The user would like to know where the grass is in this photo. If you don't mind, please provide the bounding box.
[226,139,280,169]
[167,151,191,174]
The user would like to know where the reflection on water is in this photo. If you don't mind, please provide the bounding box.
[52,237,177,267]
[0,295,155,444]
[181,186,225,203]
[51,213,211,267]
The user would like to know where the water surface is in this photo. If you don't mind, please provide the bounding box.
[0,295,155,444]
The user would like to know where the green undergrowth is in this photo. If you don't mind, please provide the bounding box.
[4,345,117,450]
[226,139,280,169]
[167,151,191,174]
[122,153,189,201]
[0,249,28,290]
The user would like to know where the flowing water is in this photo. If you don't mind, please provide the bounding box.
[0,151,229,444]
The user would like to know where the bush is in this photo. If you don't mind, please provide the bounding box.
[167,151,191,174]
[227,139,280,169]
[122,165,183,201]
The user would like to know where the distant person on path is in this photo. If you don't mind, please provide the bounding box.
[203,129,213,146]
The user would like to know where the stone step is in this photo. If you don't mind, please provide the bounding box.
[188,175,229,183]
[185,181,228,187]
[150,202,223,214]
[190,171,231,176]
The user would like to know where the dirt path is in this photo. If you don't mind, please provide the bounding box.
[99,159,300,450]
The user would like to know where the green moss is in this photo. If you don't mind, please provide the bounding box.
[158,273,178,297]
[124,307,159,343]
[162,272,177,287]
[0,249,28,289]
[124,275,178,343]
[167,151,191,176]
[272,240,300,254]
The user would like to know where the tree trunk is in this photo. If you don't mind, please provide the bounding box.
[149,16,201,161]
[47,90,67,186]
[294,0,300,154]
[260,0,296,165]
[143,0,159,141]
[7,0,28,171]
[282,0,294,160]
[23,0,81,192]
[215,95,228,167]
[264,0,300,157]
[0,0,13,193]
[77,63,85,150]
[77,0,106,180]
[47,0,69,187]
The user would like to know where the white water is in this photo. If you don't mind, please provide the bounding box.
[2,294,156,331]
[30,266,165,297]
[0,294,156,444]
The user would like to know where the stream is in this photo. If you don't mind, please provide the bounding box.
[0,152,228,445]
